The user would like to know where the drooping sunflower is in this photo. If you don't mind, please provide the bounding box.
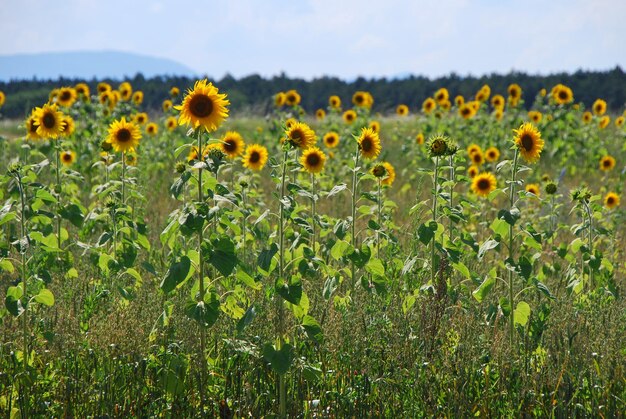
[106,117,142,153]
[434,88,449,105]
[343,109,357,124]
[300,147,326,174]
[491,94,505,110]
[61,115,75,137]
[428,135,449,157]
[119,82,133,101]
[146,122,158,136]
[56,87,78,107]
[485,146,500,162]
[415,133,425,145]
[599,116,610,129]
[422,98,436,114]
[369,120,380,133]
[74,83,90,99]
[162,99,173,112]
[471,172,497,197]
[467,165,479,178]
[357,127,381,160]
[166,116,177,131]
[170,87,180,97]
[274,92,286,107]
[60,150,76,166]
[381,162,396,186]
[552,84,573,105]
[132,91,144,105]
[221,131,245,158]
[100,151,114,166]
[134,112,149,125]
[323,131,340,148]
[315,109,326,120]
[592,99,607,116]
[513,122,544,163]
[283,122,316,150]
[175,79,230,132]
[600,155,616,171]
[454,95,465,107]
[25,112,41,140]
[528,110,542,123]
[507,84,522,101]
[285,90,301,106]
[329,95,341,109]
[604,192,620,209]
[616,116,625,128]
[242,144,269,171]
[525,183,540,197]
[582,111,592,124]
[97,82,111,94]
[396,104,409,116]
[34,103,65,139]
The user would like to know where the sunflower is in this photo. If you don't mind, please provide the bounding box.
[467,144,482,156]
[357,127,382,160]
[134,112,149,125]
[485,146,500,162]
[600,155,616,171]
[423,98,436,114]
[132,91,144,105]
[494,109,504,121]
[329,95,341,109]
[428,135,449,157]
[381,162,395,186]
[60,150,76,166]
[513,122,544,163]
[343,109,357,124]
[476,84,491,102]
[119,82,133,101]
[175,79,230,132]
[283,122,316,150]
[125,153,137,166]
[528,110,542,123]
[616,116,625,128]
[525,183,540,196]
[56,87,77,107]
[459,103,476,119]
[162,99,173,112]
[323,131,340,148]
[539,88,547,97]
[284,118,297,129]
[0,91,5,107]
[285,90,301,106]
[415,133,425,145]
[470,150,484,166]
[316,109,326,120]
[582,111,592,124]
[454,95,465,106]
[61,115,75,137]
[369,120,380,133]
[508,84,522,100]
[170,87,180,97]
[396,104,409,116]
[552,84,573,105]
[221,131,245,158]
[97,82,111,94]
[188,146,201,162]
[201,143,222,160]
[599,116,610,129]
[434,88,449,104]
[467,165,479,178]
[242,144,269,171]
[25,112,41,140]
[74,83,90,99]
[146,122,158,136]
[604,192,620,209]
[106,117,141,153]
[300,147,326,174]
[352,91,373,108]
[99,91,115,109]
[166,116,177,132]
[100,152,114,166]
[274,92,286,107]
[34,103,65,139]
[440,100,451,111]
[491,94,505,109]
[471,172,497,197]
[592,99,607,116]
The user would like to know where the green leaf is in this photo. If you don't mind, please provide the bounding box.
[59,204,85,228]
[347,244,371,268]
[258,243,278,272]
[34,288,55,307]
[451,262,471,279]
[170,171,191,199]
[330,240,351,261]
[160,256,191,294]
[417,222,435,245]
[472,270,496,302]
[35,188,57,203]
[477,239,499,260]
[236,269,261,290]
[236,305,257,333]
[498,207,520,226]
[518,256,533,279]
[365,258,385,277]
[276,275,302,305]
[5,286,24,317]
[0,259,14,273]
[499,297,512,317]
[184,292,220,328]
[490,218,509,238]
[514,301,531,326]
[208,237,237,277]
[302,315,323,343]
[262,343,294,375]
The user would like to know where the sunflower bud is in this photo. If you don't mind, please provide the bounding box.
[371,163,387,178]
[8,162,22,175]
[101,140,113,152]
[175,161,187,173]
[427,135,449,157]
[545,182,557,195]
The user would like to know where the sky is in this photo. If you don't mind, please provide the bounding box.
[1,0,625,80]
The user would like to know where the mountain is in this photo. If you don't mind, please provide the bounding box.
[0,51,196,81]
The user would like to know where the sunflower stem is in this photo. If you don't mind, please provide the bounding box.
[448,154,455,243]
[351,145,360,293]
[15,169,29,413]
[377,178,382,258]
[508,149,519,348]
[583,200,594,291]
[431,155,439,285]
[121,151,126,206]
[196,131,207,415]
[311,173,317,254]
[277,149,289,417]
[55,143,62,253]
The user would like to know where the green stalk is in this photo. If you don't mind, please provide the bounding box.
[508,149,519,347]
[448,154,455,242]
[15,170,29,414]
[377,178,382,258]
[121,151,126,205]
[241,185,247,263]
[583,200,594,291]
[350,146,360,292]
[311,174,317,254]
[196,131,207,414]
[55,144,62,251]
[431,156,439,285]
[277,149,289,417]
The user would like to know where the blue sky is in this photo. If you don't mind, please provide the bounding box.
[1,0,625,80]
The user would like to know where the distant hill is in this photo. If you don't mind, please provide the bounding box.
[0,51,196,81]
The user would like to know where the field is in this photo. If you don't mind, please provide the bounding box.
[0,82,625,417]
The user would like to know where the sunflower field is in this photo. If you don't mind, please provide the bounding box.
[0,80,625,417]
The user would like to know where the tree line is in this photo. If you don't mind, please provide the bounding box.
[1,67,625,119]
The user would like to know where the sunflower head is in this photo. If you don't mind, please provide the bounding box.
[427,134,450,158]
[146,122,158,136]
[592,99,607,116]
[459,103,476,119]
[467,144,482,156]
[494,109,504,121]
[552,84,574,105]
[415,133,425,145]
[371,163,387,178]
[100,151,114,166]
[300,147,326,174]
[0,91,5,107]
[134,112,149,125]
[119,82,133,101]
[604,192,620,209]
[352,91,373,108]
[454,95,465,107]
[34,103,65,139]
[59,150,76,166]
[162,99,173,112]
[170,87,180,97]
[491,94,505,109]
[470,150,484,166]
[467,165,479,178]
[528,111,542,123]
[329,95,341,109]
[539,88,547,97]
[600,155,616,171]
[525,183,540,197]
[396,104,409,116]
[369,120,380,133]
[434,88,449,104]
[74,83,90,100]
[508,84,522,100]
[125,153,137,166]
[381,162,396,186]
[357,127,382,160]
[423,98,436,114]
[285,90,301,106]
[61,115,75,137]
[315,109,326,120]
[283,122,316,150]
[323,131,340,148]
[56,87,78,107]
[106,117,142,153]
[343,109,357,124]
[485,147,500,162]
[175,79,230,132]
[599,116,610,129]
[166,116,177,132]
[545,182,557,195]
[274,92,286,107]
[97,82,111,94]
[513,123,544,163]
[616,116,625,128]
[582,111,592,124]
[471,172,497,197]
[242,144,269,171]
[221,131,245,158]
[132,91,144,105]
[25,113,41,140]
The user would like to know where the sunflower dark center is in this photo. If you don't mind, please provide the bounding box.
[347,113,354,120]
[361,137,373,152]
[60,91,71,101]
[327,136,336,144]
[117,128,131,143]
[29,119,38,133]
[189,95,214,118]
[473,154,482,163]
[43,112,56,129]
[558,90,568,100]
[249,151,260,163]
[477,179,490,190]
[608,197,615,205]
[355,95,364,104]
[488,151,496,158]
[306,153,320,166]
[520,134,534,151]
[290,130,303,144]
[224,139,237,152]
[603,159,611,167]
[62,153,72,162]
